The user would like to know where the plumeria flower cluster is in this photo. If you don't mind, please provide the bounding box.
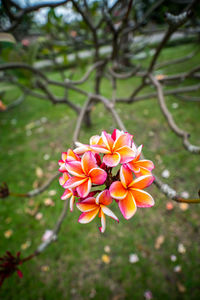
[59,129,155,233]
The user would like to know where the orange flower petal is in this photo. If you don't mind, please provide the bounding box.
[120,165,134,188]
[59,172,70,186]
[61,189,72,200]
[102,131,114,151]
[101,205,119,222]
[129,175,154,189]
[67,149,81,161]
[127,161,140,173]
[90,145,110,154]
[80,197,96,204]
[89,167,107,185]
[118,191,137,219]
[109,181,128,199]
[134,167,152,177]
[134,159,154,171]
[117,146,135,164]
[64,176,87,189]
[103,153,120,167]
[96,190,112,205]
[78,208,99,224]
[69,195,75,212]
[135,144,143,160]
[81,151,97,174]
[77,178,92,198]
[113,133,131,150]
[90,135,101,145]
[65,161,85,177]
[131,189,154,207]
[99,211,106,233]
[58,160,67,172]
[111,129,123,141]
[61,152,68,161]
[74,143,91,155]
[76,201,97,212]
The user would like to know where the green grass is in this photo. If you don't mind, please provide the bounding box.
[0,43,200,300]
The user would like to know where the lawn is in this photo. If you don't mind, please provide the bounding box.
[0,43,200,300]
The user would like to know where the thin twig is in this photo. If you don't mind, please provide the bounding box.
[116,83,200,103]
[27,173,60,197]
[155,49,199,70]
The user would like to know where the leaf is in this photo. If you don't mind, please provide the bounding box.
[0,100,7,111]
[155,235,165,249]
[41,265,50,272]
[44,198,55,207]
[4,229,13,238]
[179,203,189,211]
[101,254,110,264]
[178,243,186,254]
[48,190,56,196]
[25,205,38,216]
[177,281,186,293]
[104,245,111,253]
[36,167,43,178]
[21,240,31,250]
[25,122,35,131]
[35,212,43,220]
[0,33,16,43]
[33,180,39,188]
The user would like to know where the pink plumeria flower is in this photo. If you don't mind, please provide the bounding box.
[110,165,154,219]
[58,149,80,172]
[76,190,119,233]
[74,135,101,155]
[64,151,107,198]
[59,172,76,211]
[90,130,134,167]
[127,145,154,177]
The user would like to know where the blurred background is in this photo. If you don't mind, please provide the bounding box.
[0,0,200,299]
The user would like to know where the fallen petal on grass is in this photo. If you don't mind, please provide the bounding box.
[101,254,110,264]
[178,243,186,254]
[155,235,165,249]
[129,253,139,263]
[4,229,13,238]
[161,169,170,179]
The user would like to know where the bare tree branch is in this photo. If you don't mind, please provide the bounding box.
[116,83,200,103]
[175,94,200,102]
[155,49,199,70]
[108,65,141,79]
[65,61,105,85]
[149,74,200,154]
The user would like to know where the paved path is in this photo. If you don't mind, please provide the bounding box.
[34,31,196,69]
